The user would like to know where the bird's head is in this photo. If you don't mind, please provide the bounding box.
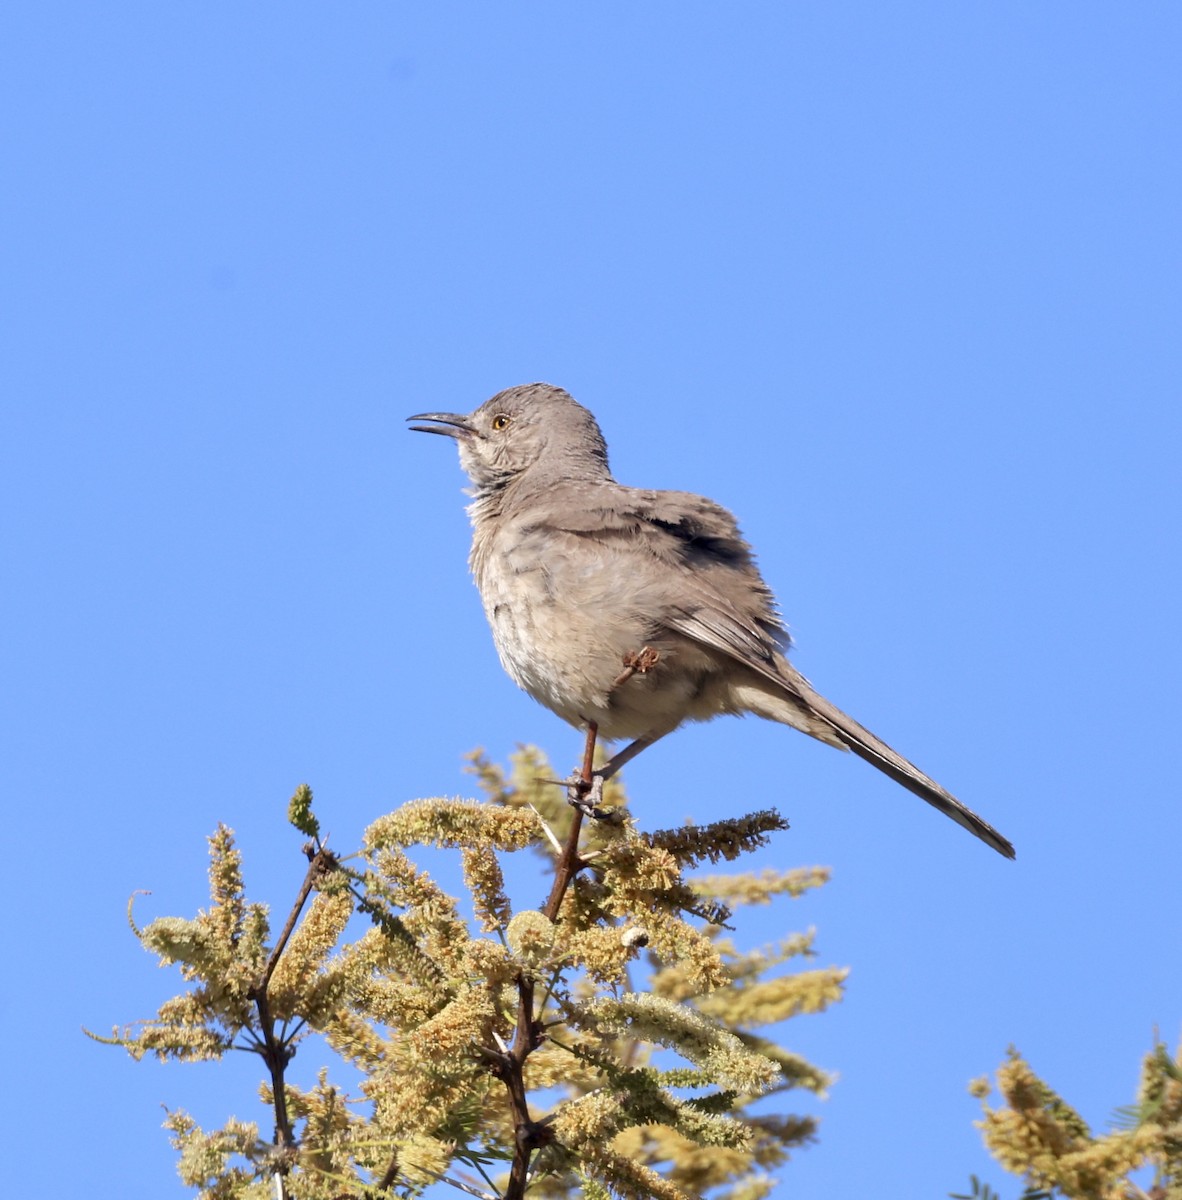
[409,382,611,492]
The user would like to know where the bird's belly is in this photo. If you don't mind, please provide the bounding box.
[475,548,721,741]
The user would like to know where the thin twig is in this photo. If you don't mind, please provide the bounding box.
[419,1172,500,1200]
[439,1177,499,1200]
[471,1155,503,1198]
[501,722,599,1200]
[542,805,585,924]
[374,1149,400,1193]
[254,974,296,1147]
[248,843,339,1163]
[257,843,337,993]
[528,804,565,855]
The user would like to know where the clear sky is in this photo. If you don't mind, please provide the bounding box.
[4,4,1180,1197]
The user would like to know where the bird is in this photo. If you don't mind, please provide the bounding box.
[408,383,1014,858]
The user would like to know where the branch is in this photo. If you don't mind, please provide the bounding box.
[501,723,598,1200]
[248,843,339,1161]
[258,842,338,994]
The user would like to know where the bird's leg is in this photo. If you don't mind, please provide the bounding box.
[565,649,669,817]
[595,731,666,782]
[578,720,598,791]
[564,728,675,817]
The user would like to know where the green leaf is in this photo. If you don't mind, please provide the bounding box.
[288,783,320,839]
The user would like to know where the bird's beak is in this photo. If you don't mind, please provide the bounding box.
[406,412,475,439]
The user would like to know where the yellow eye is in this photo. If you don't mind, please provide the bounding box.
[491,413,511,431]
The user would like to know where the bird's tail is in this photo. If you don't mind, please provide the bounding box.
[739,664,1016,859]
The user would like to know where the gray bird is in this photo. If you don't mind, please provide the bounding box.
[409,383,1014,859]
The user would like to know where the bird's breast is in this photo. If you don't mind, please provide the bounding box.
[468,518,723,739]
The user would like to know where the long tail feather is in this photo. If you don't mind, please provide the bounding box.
[796,676,1014,858]
[740,657,1016,859]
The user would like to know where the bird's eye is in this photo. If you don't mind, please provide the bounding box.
[491,414,511,431]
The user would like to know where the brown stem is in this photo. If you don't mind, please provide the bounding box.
[502,722,599,1200]
[259,844,337,993]
[255,987,295,1148]
[541,719,595,921]
[249,844,338,1160]
[374,1150,400,1193]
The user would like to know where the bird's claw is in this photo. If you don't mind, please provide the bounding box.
[564,772,621,822]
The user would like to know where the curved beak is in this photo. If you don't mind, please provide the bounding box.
[406,412,475,439]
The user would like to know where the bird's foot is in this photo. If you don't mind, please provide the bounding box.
[611,646,661,690]
[564,772,623,822]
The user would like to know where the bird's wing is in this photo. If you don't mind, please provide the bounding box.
[533,483,795,679]
[535,485,1016,858]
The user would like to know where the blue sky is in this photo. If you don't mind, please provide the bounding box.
[4,4,1180,1197]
